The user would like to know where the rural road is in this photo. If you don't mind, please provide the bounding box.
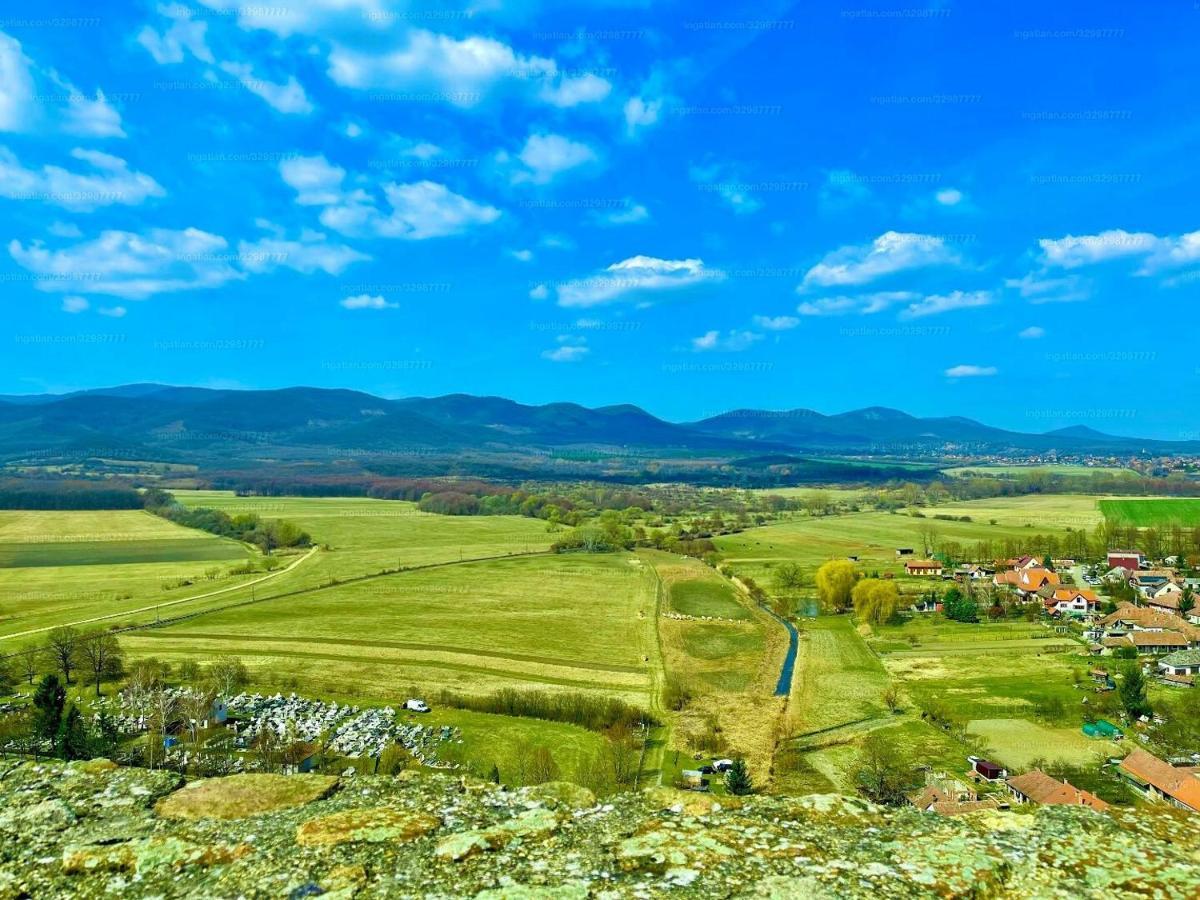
[0,544,320,644]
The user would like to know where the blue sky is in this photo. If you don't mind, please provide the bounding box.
[2,1,1198,438]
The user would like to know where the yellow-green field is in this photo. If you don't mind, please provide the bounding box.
[124,553,660,704]
[1100,498,1200,527]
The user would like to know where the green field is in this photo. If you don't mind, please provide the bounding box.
[1100,498,1200,527]
[668,575,750,620]
[787,616,890,737]
[124,552,660,703]
[942,464,1139,478]
[0,510,258,638]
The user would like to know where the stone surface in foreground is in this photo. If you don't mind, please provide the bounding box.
[0,760,1197,898]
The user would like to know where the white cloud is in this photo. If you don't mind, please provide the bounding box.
[1019,326,1045,339]
[623,96,662,136]
[61,295,88,313]
[596,201,648,226]
[508,248,533,262]
[935,187,964,206]
[219,61,314,115]
[98,305,127,318]
[529,283,549,300]
[1038,229,1161,269]
[0,31,35,132]
[279,154,346,205]
[61,90,125,138]
[0,30,125,137]
[1005,272,1090,304]
[691,329,762,352]
[0,146,165,211]
[796,291,918,317]
[340,293,396,310]
[752,314,800,331]
[557,255,724,308]
[801,231,960,289]
[1037,227,1200,277]
[238,228,369,275]
[819,169,872,210]
[507,132,598,185]
[899,289,993,319]
[542,344,589,362]
[343,121,364,138]
[327,29,605,110]
[279,154,500,240]
[9,226,243,299]
[945,364,997,378]
[197,0,392,38]
[540,72,612,107]
[137,3,214,64]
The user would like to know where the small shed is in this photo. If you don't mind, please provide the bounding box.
[681,770,706,791]
[969,757,1007,781]
[1082,719,1122,739]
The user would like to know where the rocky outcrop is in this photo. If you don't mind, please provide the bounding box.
[0,760,1197,898]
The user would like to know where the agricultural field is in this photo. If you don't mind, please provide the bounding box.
[785,616,890,738]
[124,553,660,705]
[1100,498,1200,527]
[649,551,785,790]
[0,510,256,639]
[933,494,1106,530]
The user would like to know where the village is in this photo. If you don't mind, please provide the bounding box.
[892,546,1200,816]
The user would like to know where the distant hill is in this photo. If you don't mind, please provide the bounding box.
[0,385,1192,476]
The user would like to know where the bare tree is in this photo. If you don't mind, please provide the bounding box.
[77,631,123,697]
[181,687,216,743]
[206,655,250,699]
[20,649,38,686]
[44,626,80,684]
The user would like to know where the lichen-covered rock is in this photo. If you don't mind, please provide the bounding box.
[522,781,596,810]
[296,807,441,847]
[0,762,1198,898]
[155,773,339,820]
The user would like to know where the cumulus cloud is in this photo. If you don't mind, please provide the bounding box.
[1019,326,1045,339]
[505,132,598,185]
[238,227,369,275]
[540,72,612,107]
[1005,272,1090,304]
[61,295,88,313]
[945,364,997,378]
[98,305,127,318]
[219,61,314,114]
[278,154,500,240]
[557,255,724,308]
[796,291,918,317]
[0,146,165,211]
[898,289,993,319]
[1037,227,1200,276]
[340,293,396,310]
[801,231,961,289]
[196,0,387,37]
[529,283,549,300]
[9,226,243,299]
[691,329,762,352]
[508,248,533,262]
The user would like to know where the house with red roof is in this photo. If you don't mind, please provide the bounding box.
[1118,749,1200,812]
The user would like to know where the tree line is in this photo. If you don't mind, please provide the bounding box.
[142,489,311,553]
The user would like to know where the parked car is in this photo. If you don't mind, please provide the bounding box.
[405,699,430,713]
[713,758,734,773]
[698,765,716,775]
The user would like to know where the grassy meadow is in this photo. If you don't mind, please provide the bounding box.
[1100,497,1200,527]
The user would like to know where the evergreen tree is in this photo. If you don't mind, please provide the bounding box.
[58,705,90,761]
[490,763,501,785]
[32,674,65,743]
[725,758,752,796]
[1120,665,1151,719]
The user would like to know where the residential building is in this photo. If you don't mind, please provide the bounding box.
[1107,550,1145,571]
[1157,649,1200,677]
[1118,749,1200,812]
[905,560,943,577]
[1040,587,1099,617]
[1006,770,1109,812]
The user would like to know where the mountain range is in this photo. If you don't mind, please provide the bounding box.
[0,385,1189,476]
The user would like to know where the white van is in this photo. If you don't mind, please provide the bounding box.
[405,699,430,713]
